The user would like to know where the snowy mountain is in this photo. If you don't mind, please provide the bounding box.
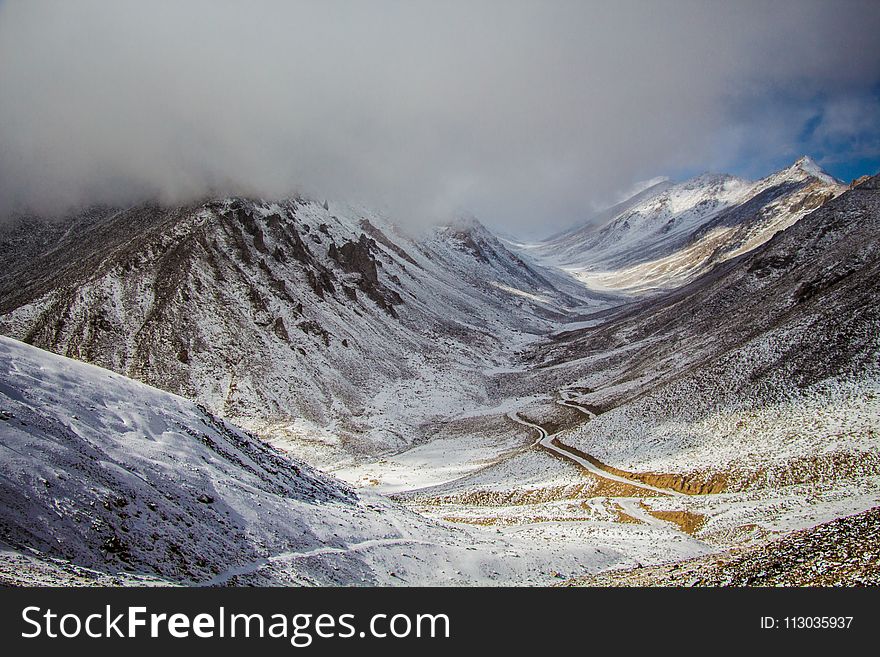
[1,163,877,588]
[525,156,845,293]
[541,173,753,264]
[0,198,600,465]
[372,173,878,568]
[0,335,659,586]
[523,173,880,493]
[538,178,675,249]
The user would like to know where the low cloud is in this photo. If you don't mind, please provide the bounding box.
[1,0,879,234]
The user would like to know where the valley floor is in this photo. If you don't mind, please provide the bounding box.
[327,376,880,585]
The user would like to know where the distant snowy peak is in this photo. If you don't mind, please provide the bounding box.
[531,171,755,270]
[626,172,752,219]
[545,156,839,255]
[517,156,846,294]
[422,214,595,310]
[543,178,674,245]
[792,155,839,184]
[758,155,839,189]
[438,215,526,259]
[619,175,672,201]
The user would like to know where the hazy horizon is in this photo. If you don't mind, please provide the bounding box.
[2,0,879,236]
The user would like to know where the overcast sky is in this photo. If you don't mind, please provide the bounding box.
[1,0,879,236]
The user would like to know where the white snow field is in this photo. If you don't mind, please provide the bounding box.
[0,336,711,586]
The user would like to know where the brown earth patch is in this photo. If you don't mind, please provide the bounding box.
[413,482,597,507]
[440,516,499,526]
[583,472,665,498]
[726,450,880,492]
[410,462,667,508]
[642,506,707,535]
[440,515,592,527]
[552,440,879,498]
[549,442,880,497]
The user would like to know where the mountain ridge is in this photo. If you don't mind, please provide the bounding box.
[0,196,601,465]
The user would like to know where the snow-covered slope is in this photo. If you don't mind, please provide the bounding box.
[1,335,701,585]
[0,198,601,464]
[538,178,675,251]
[546,173,754,265]
[521,173,880,487]
[524,157,845,294]
[0,334,375,584]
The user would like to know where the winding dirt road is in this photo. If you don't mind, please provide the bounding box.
[508,399,683,498]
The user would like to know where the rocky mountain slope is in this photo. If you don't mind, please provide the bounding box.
[516,173,880,491]
[564,506,880,587]
[0,198,598,465]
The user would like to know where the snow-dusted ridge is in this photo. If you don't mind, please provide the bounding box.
[520,156,846,294]
[522,171,880,486]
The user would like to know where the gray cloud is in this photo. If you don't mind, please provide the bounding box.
[1,0,879,235]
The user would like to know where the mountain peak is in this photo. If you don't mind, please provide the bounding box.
[444,214,494,238]
[787,155,837,184]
